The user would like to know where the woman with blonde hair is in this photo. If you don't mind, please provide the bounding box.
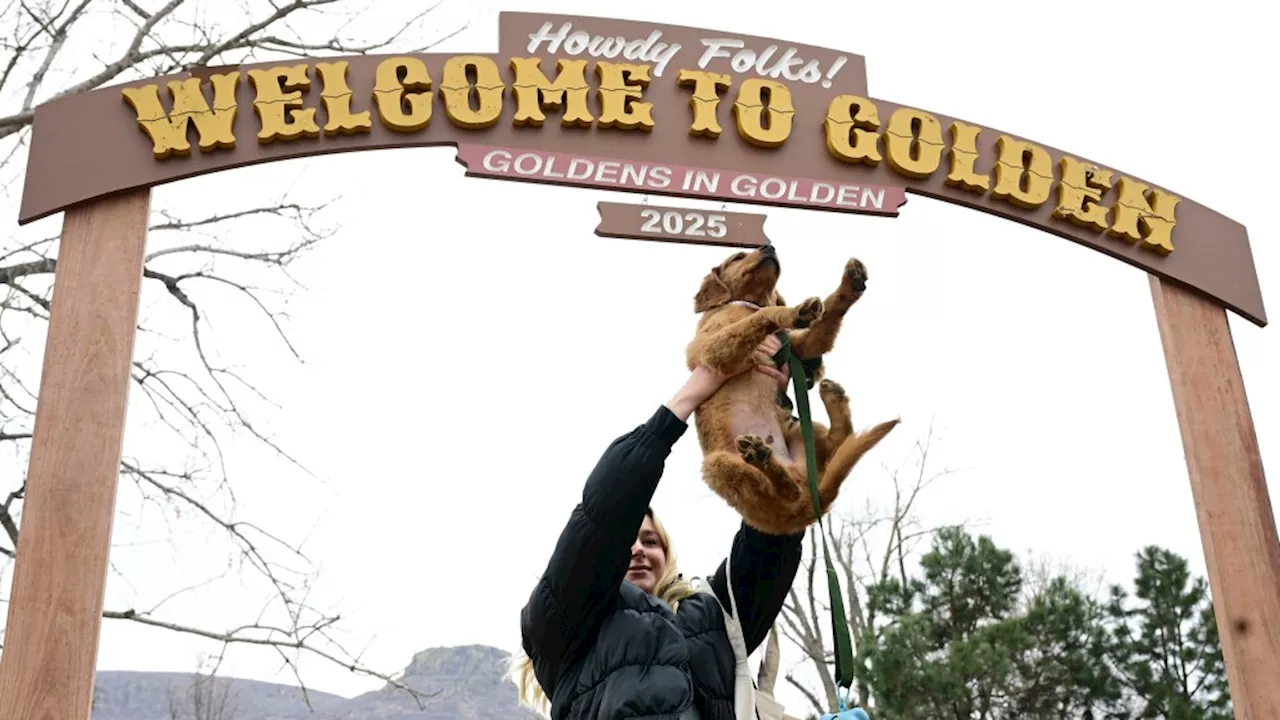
[515,338,804,720]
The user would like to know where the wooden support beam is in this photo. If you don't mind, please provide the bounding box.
[0,190,151,720]
[1150,275,1280,720]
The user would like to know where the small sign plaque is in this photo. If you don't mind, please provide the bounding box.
[594,201,770,248]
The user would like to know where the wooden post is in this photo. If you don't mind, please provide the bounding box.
[0,190,151,720]
[1150,276,1280,720]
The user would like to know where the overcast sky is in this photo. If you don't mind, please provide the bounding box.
[3,0,1276,716]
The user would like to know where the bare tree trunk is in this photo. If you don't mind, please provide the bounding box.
[169,657,240,720]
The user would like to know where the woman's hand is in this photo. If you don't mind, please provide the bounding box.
[753,335,791,391]
[666,337,792,421]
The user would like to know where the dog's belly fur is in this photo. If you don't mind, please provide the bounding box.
[694,371,794,463]
[729,409,792,462]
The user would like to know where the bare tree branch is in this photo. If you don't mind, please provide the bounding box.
[110,606,437,709]
[0,0,466,707]
[0,0,468,140]
[784,669,825,719]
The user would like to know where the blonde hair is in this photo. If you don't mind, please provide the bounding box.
[512,509,698,715]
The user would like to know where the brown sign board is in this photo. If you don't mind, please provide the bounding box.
[595,201,770,248]
[14,12,1266,326]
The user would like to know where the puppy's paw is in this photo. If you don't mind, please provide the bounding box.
[844,258,868,292]
[736,434,773,466]
[793,297,824,329]
[819,378,846,401]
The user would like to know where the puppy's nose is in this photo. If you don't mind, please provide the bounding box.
[759,243,776,256]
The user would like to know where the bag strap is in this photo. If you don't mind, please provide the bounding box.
[697,552,758,720]
[771,331,856,708]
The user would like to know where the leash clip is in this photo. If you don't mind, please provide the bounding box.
[820,690,870,720]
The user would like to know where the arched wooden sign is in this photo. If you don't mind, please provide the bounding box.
[1,12,1275,720]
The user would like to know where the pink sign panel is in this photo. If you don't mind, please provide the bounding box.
[454,144,907,217]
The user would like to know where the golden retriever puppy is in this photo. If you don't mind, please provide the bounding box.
[685,245,899,535]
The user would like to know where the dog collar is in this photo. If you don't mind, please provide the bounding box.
[727,300,762,310]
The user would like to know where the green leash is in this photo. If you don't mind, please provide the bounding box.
[771,331,857,702]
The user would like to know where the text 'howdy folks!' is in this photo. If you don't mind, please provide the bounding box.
[525,21,849,87]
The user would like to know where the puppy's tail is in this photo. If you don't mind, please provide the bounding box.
[817,418,901,507]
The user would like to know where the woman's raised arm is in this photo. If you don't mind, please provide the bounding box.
[519,405,686,698]
[710,521,804,655]
[519,358,787,699]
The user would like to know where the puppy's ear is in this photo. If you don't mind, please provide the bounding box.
[694,267,731,313]
[772,291,787,307]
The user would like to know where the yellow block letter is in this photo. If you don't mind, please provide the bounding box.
[1108,177,1180,255]
[510,57,593,128]
[884,107,943,178]
[945,121,989,193]
[247,64,320,143]
[440,55,505,130]
[596,62,655,131]
[120,73,240,159]
[733,78,794,148]
[1053,156,1113,232]
[677,69,731,138]
[824,95,881,166]
[314,60,373,135]
[990,135,1052,208]
[373,57,433,132]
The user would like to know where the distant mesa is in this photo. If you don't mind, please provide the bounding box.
[92,644,541,720]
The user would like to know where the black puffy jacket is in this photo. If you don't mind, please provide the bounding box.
[519,406,803,720]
